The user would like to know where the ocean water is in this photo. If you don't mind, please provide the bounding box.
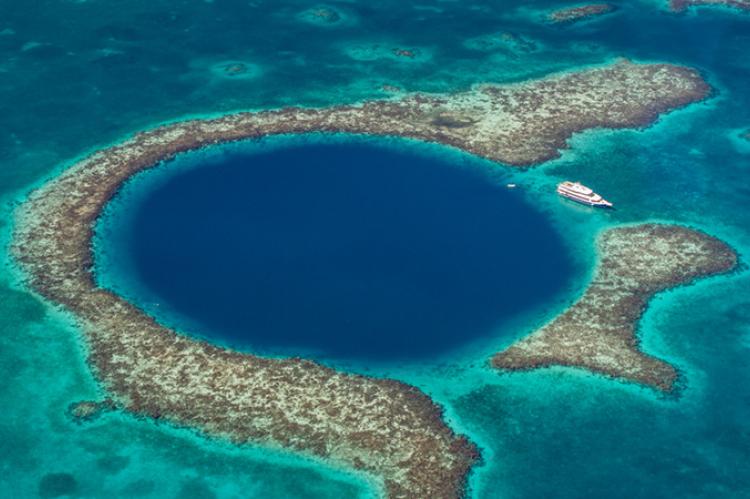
[95,137,575,363]
[2,1,749,498]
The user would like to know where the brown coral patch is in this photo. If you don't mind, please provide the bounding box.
[547,4,617,23]
[67,398,116,423]
[491,224,737,392]
[670,0,750,12]
[392,48,418,58]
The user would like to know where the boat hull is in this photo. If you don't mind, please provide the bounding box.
[557,189,612,208]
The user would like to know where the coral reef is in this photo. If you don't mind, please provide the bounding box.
[670,0,750,12]
[547,4,617,23]
[464,32,539,53]
[491,224,737,391]
[298,5,349,27]
[67,399,115,423]
[220,63,250,76]
[342,42,431,63]
[12,61,712,497]
[380,84,402,94]
[392,47,419,58]
[208,60,262,80]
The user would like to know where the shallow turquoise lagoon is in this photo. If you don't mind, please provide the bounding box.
[2,0,749,498]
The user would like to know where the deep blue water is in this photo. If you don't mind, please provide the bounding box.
[100,140,574,361]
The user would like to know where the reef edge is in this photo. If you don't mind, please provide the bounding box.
[491,224,738,392]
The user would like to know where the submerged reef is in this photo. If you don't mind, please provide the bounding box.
[67,399,116,423]
[13,61,711,498]
[342,42,432,64]
[209,61,262,80]
[670,0,750,11]
[547,4,617,23]
[297,5,350,27]
[391,47,420,59]
[492,224,737,392]
[463,31,539,54]
[38,473,78,499]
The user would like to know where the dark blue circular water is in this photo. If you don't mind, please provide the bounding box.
[100,139,575,361]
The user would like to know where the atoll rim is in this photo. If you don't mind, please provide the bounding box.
[5,1,750,497]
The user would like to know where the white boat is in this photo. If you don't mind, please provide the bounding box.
[556,181,612,208]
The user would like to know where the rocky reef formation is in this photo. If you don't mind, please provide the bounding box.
[12,61,712,497]
[492,224,737,391]
[670,0,750,11]
[211,61,261,79]
[391,47,420,59]
[547,4,616,23]
[298,5,349,27]
[342,42,432,64]
[464,31,539,54]
[67,399,116,423]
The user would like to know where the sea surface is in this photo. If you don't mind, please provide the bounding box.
[2,1,750,498]
[95,137,575,363]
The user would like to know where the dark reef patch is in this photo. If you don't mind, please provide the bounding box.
[176,478,217,499]
[670,0,750,12]
[464,32,540,53]
[67,399,115,423]
[547,4,617,24]
[297,5,351,27]
[38,472,77,498]
[208,60,262,80]
[95,454,130,475]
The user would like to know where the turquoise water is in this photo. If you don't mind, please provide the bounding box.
[2,1,750,497]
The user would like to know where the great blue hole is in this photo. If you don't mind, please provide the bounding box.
[95,136,575,362]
